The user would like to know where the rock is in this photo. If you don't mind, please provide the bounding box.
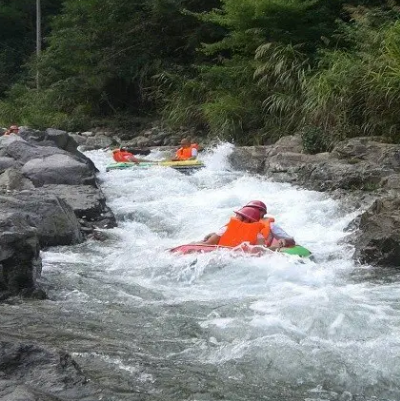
[124,147,151,156]
[0,342,101,400]
[0,168,35,191]
[38,184,117,229]
[21,154,95,187]
[353,197,400,267]
[297,160,390,191]
[333,137,400,170]
[81,134,115,150]
[91,229,109,241]
[80,131,94,137]
[0,157,18,172]
[17,129,98,173]
[0,212,42,296]
[0,192,83,247]
[228,146,269,174]
[273,135,303,153]
[134,135,151,147]
[381,174,400,191]
[69,133,87,146]
[3,137,66,163]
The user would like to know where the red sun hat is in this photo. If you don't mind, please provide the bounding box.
[235,206,261,222]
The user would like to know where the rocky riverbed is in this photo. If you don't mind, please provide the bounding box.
[0,125,399,400]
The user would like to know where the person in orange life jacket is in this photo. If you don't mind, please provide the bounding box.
[112,147,156,164]
[199,206,267,247]
[172,138,198,161]
[3,125,19,136]
[244,200,296,249]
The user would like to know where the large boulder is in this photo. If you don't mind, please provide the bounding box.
[353,197,400,267]
[0,212,41,296]
[332,137,400,170]
[0,192,83,247]
[21,154,95,187]
[0,168,35,191]
[38,184,117,229]
[0,342,101,400]
[0,157,17,172]
[2,139,66,163]
[296,160,391,191]
[19,127,98,172]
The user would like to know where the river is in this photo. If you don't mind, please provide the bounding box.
[2,144,400,400]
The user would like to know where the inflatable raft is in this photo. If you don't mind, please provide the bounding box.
[106,160,205,172]
[170,243,312,258]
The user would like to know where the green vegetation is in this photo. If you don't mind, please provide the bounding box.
[1,0,400,148]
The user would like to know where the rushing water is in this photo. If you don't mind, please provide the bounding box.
[2,144,400,401]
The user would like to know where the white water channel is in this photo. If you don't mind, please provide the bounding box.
[39,144,400,401]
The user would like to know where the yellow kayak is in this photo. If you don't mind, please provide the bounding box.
[106,160,205,172]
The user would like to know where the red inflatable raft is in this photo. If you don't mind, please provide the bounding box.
[169,243,312,257]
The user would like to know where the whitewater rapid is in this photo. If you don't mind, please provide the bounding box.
[34,144,400,400]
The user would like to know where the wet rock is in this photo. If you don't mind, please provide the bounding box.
[0,342,101,400]
[353,197,400,267]
[37,184,117,230]
[0,192,83,247]
[91,229,109,241]
[381,173,400,191]
[0,212,42,296]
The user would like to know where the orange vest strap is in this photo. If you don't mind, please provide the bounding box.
[260,217,275,246]
[218,218,264,247]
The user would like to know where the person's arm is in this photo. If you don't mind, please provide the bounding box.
[202,233,220,245]
[189,148,198,160]
[127,155,140,164]
[270,224,296,247]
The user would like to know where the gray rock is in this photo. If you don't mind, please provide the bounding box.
[0,157,18,172]
[0,168,35,191]
[353,197,400,267]
[38,184,116,228]
[69,133,88,146]
[0,192,83,247]
[0,342,101,400]
[80,130,94,137]
[0,212,41,295]
[21,154,95,187]
[273,135,303,153]
[3,138,67,163]
[82,134,114,150]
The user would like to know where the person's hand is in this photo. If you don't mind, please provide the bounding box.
[202,233,212,242]
[277,239,286,249]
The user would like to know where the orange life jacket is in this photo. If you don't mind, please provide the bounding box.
[113,150,135,162]
[175,144,198,160]
[218,218,265,247]
[260,216,275,244]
